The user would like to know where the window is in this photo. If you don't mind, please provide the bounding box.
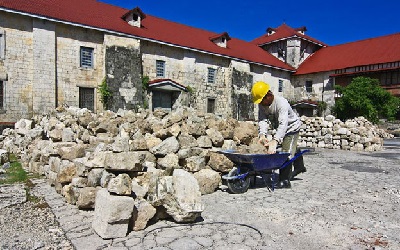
[207,98,215,113]
[79,87,94,111]
[382,70,400,85]
[156,60,165,77]
[278,80,283,92]
[305,81,313,93]
[207,68,216,83]
[0,81,3,110]
[80,46,94,68]
[0,30,5,60]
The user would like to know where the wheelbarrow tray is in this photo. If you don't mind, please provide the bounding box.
[218,150,290,172]
[218,149,309,193]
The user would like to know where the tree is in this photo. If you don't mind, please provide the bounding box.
[332,77,400,123]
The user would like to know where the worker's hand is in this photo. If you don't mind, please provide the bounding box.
[258,134,269,147]
[266,139,278,154]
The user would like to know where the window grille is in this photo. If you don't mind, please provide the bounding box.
[79,87,94,111]
[156,60,165,77]
[278,80,283,92]
[80,47,94,68]
[207,68,216,83]
[207,98,215,113]
[305,81,313,93]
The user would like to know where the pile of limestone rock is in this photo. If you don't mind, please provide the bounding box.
[298,115,393,151]
[0,106,393,238]
[0,106,263,239]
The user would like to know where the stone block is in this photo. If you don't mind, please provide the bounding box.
[92,189,135,239]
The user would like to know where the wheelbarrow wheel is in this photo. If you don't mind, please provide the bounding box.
[227,167,250,194]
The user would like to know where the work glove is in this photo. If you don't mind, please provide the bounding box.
[266,139,278,154]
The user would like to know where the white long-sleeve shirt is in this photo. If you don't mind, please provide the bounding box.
[258,95,302,143]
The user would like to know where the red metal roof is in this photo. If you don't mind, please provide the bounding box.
[295,33,400,75]
[251,23,326,47]
[0,0,294,71]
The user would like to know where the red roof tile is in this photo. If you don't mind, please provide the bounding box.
[0,0,294,71]
[251,23,326,47]
[295,33,400,75]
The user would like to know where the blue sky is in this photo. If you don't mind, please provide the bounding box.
[102,0,399,46]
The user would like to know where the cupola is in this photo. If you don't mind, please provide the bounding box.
[122,7,146,28]
[209,32,231,48]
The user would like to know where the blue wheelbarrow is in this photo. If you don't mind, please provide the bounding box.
[218,149,310,193]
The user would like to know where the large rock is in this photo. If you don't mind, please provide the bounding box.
[149,136,180,156]
[14,119,34,135]
[58,144,86,160]
[56,160,77,184]
[147,169,203,222]
[131,199,156,231]
[233,122,257,145]
[76,187,98,209]
[193,169,221,195]
[107,174,132,196]
[92,189,135,239]
[207,151,234,173]
[181,155,208,172]
[206,128,224,147]
[92,151,146,171]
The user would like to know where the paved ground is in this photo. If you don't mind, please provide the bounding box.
[2,138,400,249]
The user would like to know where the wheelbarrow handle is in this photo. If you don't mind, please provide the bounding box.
[279,149,310,170]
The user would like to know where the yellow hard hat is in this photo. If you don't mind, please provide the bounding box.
[251,81,270,104]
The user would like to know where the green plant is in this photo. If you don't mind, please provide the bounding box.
[186,85,194,94]
[142,76,149,90]
[317,101,327,116]
[97,78,112,107]
[0,154,45,206]
[0,154,28,185]
[332,77,400,123]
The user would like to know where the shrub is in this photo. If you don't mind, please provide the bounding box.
[332,77,400,123]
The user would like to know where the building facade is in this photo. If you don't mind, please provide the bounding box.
[0,1,399,125]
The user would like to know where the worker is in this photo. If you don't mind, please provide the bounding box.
[251,81,306,188]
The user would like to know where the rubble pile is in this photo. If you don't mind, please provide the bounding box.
[0,106,261,238]
[0,106,393,238]
[298,115,393,151]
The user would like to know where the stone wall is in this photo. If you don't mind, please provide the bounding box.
[105,45,143,112]
[0,13,34,120]
[141,42,233,117]
[56,24,105,112]
[0,13,106,121]
[297,115,392,151]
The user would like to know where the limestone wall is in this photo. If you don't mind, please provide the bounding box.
[0,13,107,120]
[56,24,105,112]
[297,115,392,151]
[0,13,34,121]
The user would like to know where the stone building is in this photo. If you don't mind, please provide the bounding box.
[0,0,399,125]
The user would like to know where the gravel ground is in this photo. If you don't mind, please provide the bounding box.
[0,186,74,250]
